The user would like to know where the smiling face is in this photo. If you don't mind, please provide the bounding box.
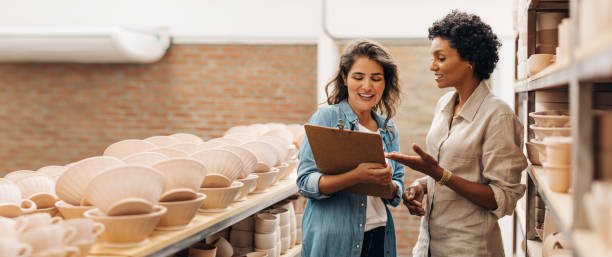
[429,37,473,89]
[344,56,386,115]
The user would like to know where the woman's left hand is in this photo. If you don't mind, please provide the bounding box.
[385,143,442,178]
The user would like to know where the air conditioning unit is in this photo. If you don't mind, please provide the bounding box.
[0,26,170,63]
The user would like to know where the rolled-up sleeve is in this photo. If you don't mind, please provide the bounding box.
[296,109,332,200]
[482,114,528,218]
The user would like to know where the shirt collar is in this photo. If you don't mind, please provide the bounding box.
[339,99,388,132]
[440,81,490,122]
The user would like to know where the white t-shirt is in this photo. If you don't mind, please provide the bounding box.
[358,124,388,231]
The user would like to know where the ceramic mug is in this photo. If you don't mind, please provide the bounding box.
[20,224,77,254]
[61,218,105,244]
[0,216,26,237]
[17,213,62,232]
[0,237,32,257]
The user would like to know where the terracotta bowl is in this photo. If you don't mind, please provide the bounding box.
[157,193,206,230]
[84,205,166,248]
[252,168,280,194]
[198,182,244,213]
[191,149,244,182]
[84,165,166,216]
[55,156,125,206]
[170,133,203,144]
[153,158,207,193]
[236,174,259,201]
[55,201,93,220]
[103,139,156,159]
[122,152,167,166]
[144,136,180,148]
[530,125,571,140]
[529,111,570,127]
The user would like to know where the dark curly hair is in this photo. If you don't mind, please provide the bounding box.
[428,10,501,81]
[326,39,400,131]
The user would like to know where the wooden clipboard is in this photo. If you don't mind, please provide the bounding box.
[304,124,395,199]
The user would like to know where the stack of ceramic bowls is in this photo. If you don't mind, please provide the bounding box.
[254,213,280,257]
[274,200,297,248]
[264,208,290,255]
[230,215,255,254]
[542,136,572,193]
[288,195,306,244]
[191,149,244,212]
[221,145,259,201]
[83,165,167,248]
[0,179,36,218]
[153,158,208,230]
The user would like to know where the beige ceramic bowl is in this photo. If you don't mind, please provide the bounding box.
[153,158,208,193]
[191,149,244,182]
[221,145,258,179]
[254,213,279,234]
[528,54,555,77]
[281,160,298,180]
[229,229,253,248]
[3,170,38,183]
[530,125,571,140]
[189,242,217,257]
[253,232,276,250]
[170,143,201,155]
[144,136,180,148]
[37,166,66,182]
[201,174,232,188]
[103,139,156,159]
[84,165,166,216]
[122,152,167,166]
[198,141,228,151]
[544,137,571,165]
[157,193,206,230]
[55,201,93,220]
[543,162,570,193]
[252,168,280,194]
[84,205,166,248]
[211,137,242,146]
[198,182,244,213]
[150,147,189,158]
[15,174,57,209]
[263,129,293,146]
[273,163,289,184]
[236,174,259,201]
[529,111,570,127]
[257,137,288,165]
[55,156,125,206]
[525,142,542,165]
[530,139,548,163]
[170,133,203,144]
[240,142,278,172]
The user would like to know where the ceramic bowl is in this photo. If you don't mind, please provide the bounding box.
[543,162,570,193]
[263,129,293,146]
[159,188,198,202]
[37,166,66,182]
[224,125,251,136]
[525,142,541,165]
[230,229,253,248]
[210,137,242,146]
[528,54,555,77]
[72,238,96,257]
[61,218,105,245]
[281,160,298,180]
[253,232,276,249]
[286,124,305,146]
[122,152,167,166]
[157,193,206,230]
[220,145,258,179]
[543,137,571,165]
[239,142,278,172]
[530,125,571,140]
[153,158,207,193]
[529,111,570,127]
[265,208,289,227]
[191,149,244,182]
[236,174,259,201]
[198,141,228,151]
[189,243,217,257]
[84,205,166,248]
[170,143,201,154]
[273,163,289,184]
[14,174,57,209]
[530,139,548,163]
[213,237,233,257]
[201,174,232,188]
[222,133,254,144]
[55,156,125,206]
[198,182,243,212]
[257,137,288,165]
[254,213,279,234]
[150,147,189,158]
[170,133,203,144]
[232,215,254,232]
[3,170,38,183]
[31,206,60,217]
[84,165,166,216]
[144,136,180,148]
[55,201,93,220]
[19,224,77,256]
[103,139,156,159]
[0,237,32,257]
[252,168,280,194]
[0,201,36,218]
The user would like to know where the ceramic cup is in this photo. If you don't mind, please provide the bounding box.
[20,224,77,255]
[254,213,279,234]
[17,213,62,232]
[62,218,105,245]
[0,216,26,237]
[0,237,32,257]
[188,243,216,257]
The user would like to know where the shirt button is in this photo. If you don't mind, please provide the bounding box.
[356,244,360,248]
[361,202,365,207]
[359,223,363,227]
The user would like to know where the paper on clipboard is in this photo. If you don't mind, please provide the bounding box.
[304,124,395,199]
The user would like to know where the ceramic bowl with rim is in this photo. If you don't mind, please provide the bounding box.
[84,165,166,216]
[543,136,571,165]
[252,168,280,194]
[169,133,203,144]
[525,142,541,165]
[149,148,189,158]
[191,149,244,182]
[543,162,570,193]
[529,111,570,127]
[528,54,555,77]
[55,156,125,206]
[55,200,93,220]
[14,174,57,209]
[3,170,37,183]
[240,142,278,172]
[198,181,244,213]
[169,143,200,155]
[281,160,298,180]
[103,139,156,159]
[254,213,279,234]
[236,174,259,201]
[156,193,206,230]
[257,136,288,165]
[121,152,167,166]
[201,174,232,188]
[36,166,66,182]
[220,145,258,179]
[530,139,548,163]
[152,158,207,193]
[144,136,180,148]
[84,205,166,248]
[530,125,571,140]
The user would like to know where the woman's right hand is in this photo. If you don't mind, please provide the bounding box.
[403,182,425,216]
[352,162,392,186]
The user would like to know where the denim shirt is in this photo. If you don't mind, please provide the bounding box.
[297,99,405,257]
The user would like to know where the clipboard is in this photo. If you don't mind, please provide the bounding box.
[304,124,395,199]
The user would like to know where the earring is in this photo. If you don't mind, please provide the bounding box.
[468,64,473,69]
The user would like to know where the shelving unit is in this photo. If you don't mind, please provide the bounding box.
[87,176,299,257]
[513,0,612,256]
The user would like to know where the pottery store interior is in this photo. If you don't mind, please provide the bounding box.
[0,1,611,257]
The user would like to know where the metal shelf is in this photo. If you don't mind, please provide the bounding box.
[88,176,299,257]
[526,165,574,246]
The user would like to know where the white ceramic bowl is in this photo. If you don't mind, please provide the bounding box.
[103,139,156,159]
[221,145,258,179]
[240,142,278,172]
[236,174,259,201]
[191,149,244,182]
[153,158,207,193]
[122,152,167,166]
[529,111,570,127]
[14,174,57,209]
[198,182,243,212]
[55,156,125,206]
[84,205,166,248]
[150,148,189,158]
[170,133,203,144]
[170,143,200,154]
[156,193,206,230]
[84,165,166,216]
[530,125,571,140]
[144,136,180,148]
[55,200,93,220]
[252,168,280,194]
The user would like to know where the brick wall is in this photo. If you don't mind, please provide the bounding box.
[0,45,317,174]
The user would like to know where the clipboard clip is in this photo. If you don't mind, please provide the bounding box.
[336,119,346,130]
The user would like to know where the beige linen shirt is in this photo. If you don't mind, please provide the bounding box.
[412,82,527,257]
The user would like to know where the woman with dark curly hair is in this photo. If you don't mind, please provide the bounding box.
[297,39,404,257]
[385,10,527,257]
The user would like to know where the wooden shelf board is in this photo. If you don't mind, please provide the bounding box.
[575,29,612,81]
[573,230,612,257]
[527,165,573,237]
[514,62,571,92]
[87,175,299,257]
